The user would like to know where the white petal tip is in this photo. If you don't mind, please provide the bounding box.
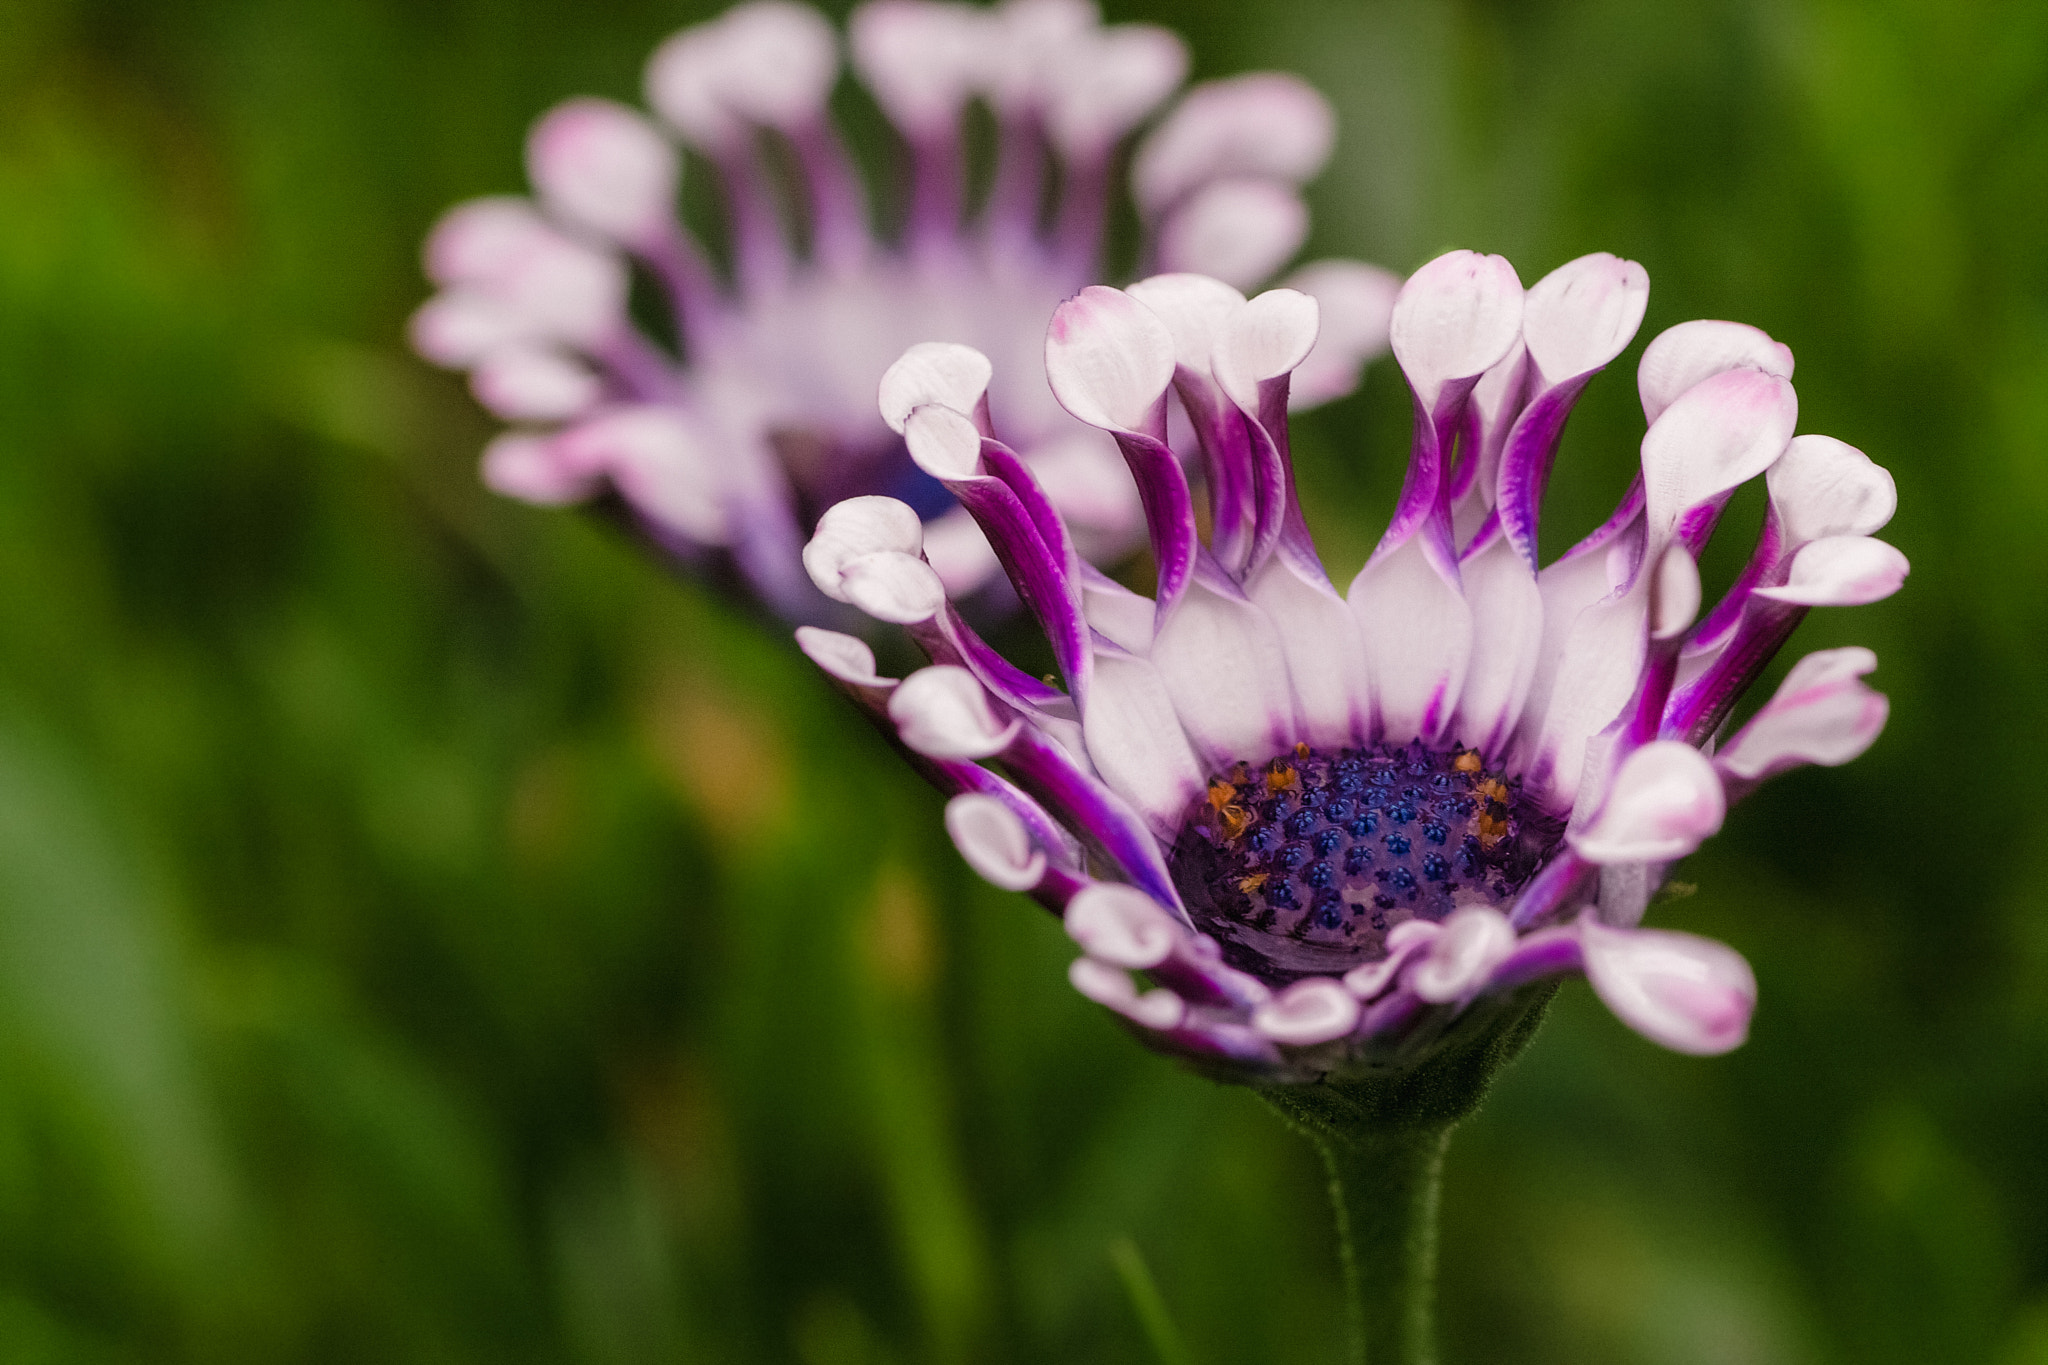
[1069,957,1187,1031]
[1213,288,1320,412]
[1753,536,1908,607]
[795,626,894,689]
[902,404,984,481]
[803,496,927,600]
[879,342,994,434]
[1581,918,1756,1055]
[1568,741,1726,865]
[1064,883,1182,970]
[1390,250,1526,406]
[1715,647,1887,780]
[1046,286,1176,432]
[1521,252,1650,384]
[889,665,1018,758]
[481,431,598,505]
[526,97,679,244]
[945,794,1047,892]
[1252,977,1360,1046]
[1407,906,1516,1003]
[1638,319,1795,426]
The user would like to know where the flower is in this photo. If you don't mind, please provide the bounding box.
[410,0,1400,619]
[797,252,1906,1084]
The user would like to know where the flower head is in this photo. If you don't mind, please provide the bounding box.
[800,252,1905,1083]
[412,0,1400,619]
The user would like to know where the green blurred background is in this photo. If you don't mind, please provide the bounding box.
[0,0,2041,1359]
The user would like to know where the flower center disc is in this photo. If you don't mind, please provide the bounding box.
[1169,742,1564,983]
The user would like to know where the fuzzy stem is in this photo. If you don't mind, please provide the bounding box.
[1316,1120,1450,1365]
[1260,984,1561,1365]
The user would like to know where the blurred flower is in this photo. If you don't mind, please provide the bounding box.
[797,253,1905,1084]
[411,0,1399,619]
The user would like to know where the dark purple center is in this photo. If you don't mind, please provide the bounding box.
[1169,741,1564,983]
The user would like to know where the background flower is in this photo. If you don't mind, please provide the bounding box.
[0,0,2040,1362]
[411,0,1400,619]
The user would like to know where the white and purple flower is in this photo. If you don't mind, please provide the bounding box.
[798,251,1905,1083]
[410,0,1399,618]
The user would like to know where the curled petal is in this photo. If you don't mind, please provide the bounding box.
[1213,288,1319,413]
[1125,272,1246,374]
[1153,179,1309,292]
[645,24,736,145]
[1341,920,1441,999]
[984,0,1096,110]
[889,665,1019,758]
[1767,435,1898,544]
[945,793,1048,891]
[1046,286,1176,432]
[421,203,628,351]
[880,343,993,434]
[560,407,729,544]
[1716,647,1887,780]
[1580,917,1756,1055]
[849,0,989,136]
[1569,740,1726,864]
[1282,260,1401,408]
[645,2,839,145]
[803,495,925,599]
[1043,23,1188,159]
[1521,252,1649,385]
[839,552,947,623]
[1753,535,1909,606]
[1640,367,1798,538]
[902,404,984,479]
[411,291,522,368]
[1408,906,1516,1003]
[1650,542,1701,641]
[481,431,599,505]
[470,346,602,422]
[1637,318,1794,426]
[1389,250,1525,411]
[1069,957,1188,1031]
[526,97,680,246]
[1064,882,1181,969]
[714,0,842,129]
[795,626,897,688]
[1132,72,1335,214]
[423,197,553,288]
[1252,977,1361,1046]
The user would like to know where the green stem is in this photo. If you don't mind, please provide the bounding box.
[1318,1121,1450,1365]
[1266,1093,1450,1365]
[1258,984,1561,1365]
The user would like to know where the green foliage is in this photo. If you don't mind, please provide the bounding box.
[0,0,2043,1360]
